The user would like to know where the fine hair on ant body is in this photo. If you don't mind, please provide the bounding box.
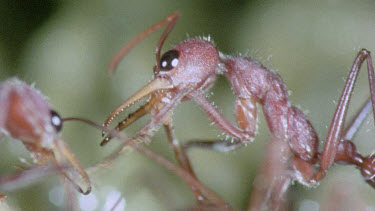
[100,12,375,210]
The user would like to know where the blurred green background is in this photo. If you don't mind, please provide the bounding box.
[1,0,375,210]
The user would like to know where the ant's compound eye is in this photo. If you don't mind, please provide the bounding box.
[159,50,179,70]
[50,110,63,132]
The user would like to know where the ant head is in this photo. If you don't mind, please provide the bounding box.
[154,39,219,90]
[103,39,220,129]
[1,79,91,194]
[103,13,220,128]
[1,79,61,148]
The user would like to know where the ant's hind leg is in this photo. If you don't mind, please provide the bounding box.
[316,49,375,181]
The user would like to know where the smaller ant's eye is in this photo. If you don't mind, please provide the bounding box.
[159,50,179,70]
[50,110,63,132]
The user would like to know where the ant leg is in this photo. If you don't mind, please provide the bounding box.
[164,122,253,202]
[163,123,209,199]
[173,94,260,201]
[337,98,375,188]
[165,118,250,203]
[182,139,243,153]
[315,49,375,181]
[163,123,196,176]
[344,98,372,140]
[178,94,258,179]
[185,92,257,152]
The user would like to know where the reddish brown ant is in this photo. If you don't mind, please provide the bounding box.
[0,78,91,195]
[101,12,375,209]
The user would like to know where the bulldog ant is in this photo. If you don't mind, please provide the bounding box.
[100,11,375,209]
[0,78,91,195]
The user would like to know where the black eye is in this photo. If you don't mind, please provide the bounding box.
[50,110,63,132]
[159,50,179,70]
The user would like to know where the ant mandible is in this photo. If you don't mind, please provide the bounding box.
[0,78,91,195]
[100,11,375,202]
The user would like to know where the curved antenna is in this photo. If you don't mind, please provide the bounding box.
[155,12,180,64]
[108,12,180,74]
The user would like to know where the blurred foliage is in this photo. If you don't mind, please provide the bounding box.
[0,0,375,210]
[0,0,60,72]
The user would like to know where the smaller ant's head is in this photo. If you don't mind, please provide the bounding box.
[154,39,219,90]
[1,79,62,149]
[1,78,91,195]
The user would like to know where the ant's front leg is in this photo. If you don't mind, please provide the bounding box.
[183,91,258,153]
[179,93,259,185]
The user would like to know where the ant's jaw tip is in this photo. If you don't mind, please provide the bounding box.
[81,187,91,195]
[100,137,110,146]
